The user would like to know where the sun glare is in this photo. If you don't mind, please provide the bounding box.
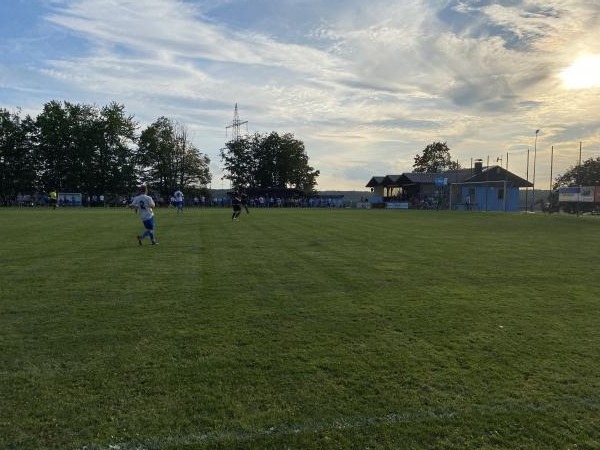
[560,54,600,89]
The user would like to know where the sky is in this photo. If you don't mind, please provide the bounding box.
[1,0,600,191]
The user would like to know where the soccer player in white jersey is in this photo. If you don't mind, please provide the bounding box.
[173,189,184,213]
[129,185,157,245]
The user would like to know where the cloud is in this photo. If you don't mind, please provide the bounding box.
[2,0,600,189]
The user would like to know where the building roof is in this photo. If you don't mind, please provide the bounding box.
[464,165,533,188]
[366,176,386,187]
[393,173,437,184]
[440,168,475,183]
[365,165,532,188]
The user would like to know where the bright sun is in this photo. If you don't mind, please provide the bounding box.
[560,54,600,89]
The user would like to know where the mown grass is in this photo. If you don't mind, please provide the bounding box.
[1,207,599,449]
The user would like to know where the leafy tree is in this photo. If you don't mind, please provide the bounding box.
[0,109,37,203]
[219,137,254,189]
[413,141,461,173]
[172,123,212,192]
[137,117,211,195]
[35,100,72,192]
[553,157,600,214]
[34,100,138,199]
[553,157,600,188]
[220,131,319,192]
[96,102,138,197]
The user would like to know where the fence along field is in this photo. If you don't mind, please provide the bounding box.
[1,207,599,449]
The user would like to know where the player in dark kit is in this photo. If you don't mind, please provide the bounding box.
[241,193,250,214]
[231,193,242,221]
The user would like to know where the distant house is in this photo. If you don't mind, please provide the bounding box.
[366,161,532,211]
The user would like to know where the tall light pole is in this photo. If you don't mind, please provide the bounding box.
[525,148,530,210]
[531,129,540,211]
[549,145,554,191]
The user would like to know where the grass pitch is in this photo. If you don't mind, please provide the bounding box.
[1,207,599,449]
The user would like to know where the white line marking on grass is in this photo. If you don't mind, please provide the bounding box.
[78,399,591,450]
[79,411,435,450]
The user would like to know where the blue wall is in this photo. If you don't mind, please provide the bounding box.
[462,186,520,211]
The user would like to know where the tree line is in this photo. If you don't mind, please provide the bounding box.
[0,100,320,206]
[0,100,211,205]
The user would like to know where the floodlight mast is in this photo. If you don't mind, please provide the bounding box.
[225,103,248,142]
[531,129,540,211]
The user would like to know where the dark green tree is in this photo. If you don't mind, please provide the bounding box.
[220,131,319,192]
[413,141,461,173]
[553,157,600,213]
[137,117,211,195]
[553,157,600,188]
[219,137,255,189]
[0,109,37,204]
[97,102,138,197]
[35,100,72,192]
[34,100,138,200]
